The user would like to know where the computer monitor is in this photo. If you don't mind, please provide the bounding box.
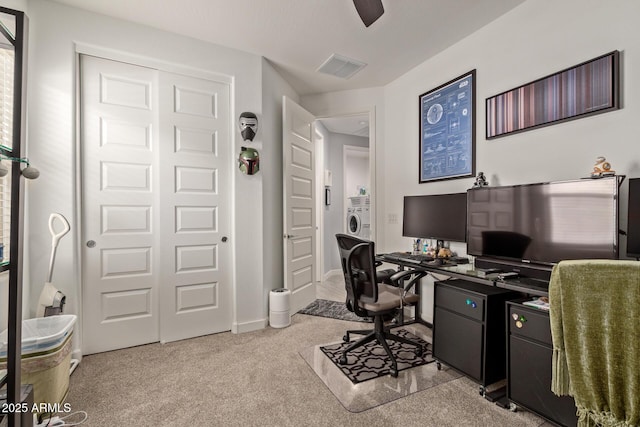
[467,177,619,265]
[402,193,467,243]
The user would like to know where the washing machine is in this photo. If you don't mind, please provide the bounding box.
[346,197,371,239]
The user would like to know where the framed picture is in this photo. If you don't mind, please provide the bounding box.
[419,70,476,183]
[486,51,620,139]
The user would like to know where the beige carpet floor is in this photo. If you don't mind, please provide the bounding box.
[65,313,553,426]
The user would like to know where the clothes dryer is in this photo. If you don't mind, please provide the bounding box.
[346,202,370,239]
[347,207,362,237]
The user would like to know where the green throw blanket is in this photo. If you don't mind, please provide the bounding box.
[550,260,640,427]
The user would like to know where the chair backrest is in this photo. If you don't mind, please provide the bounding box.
[335,234,378,317]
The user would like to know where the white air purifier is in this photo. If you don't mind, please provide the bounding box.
[269,289,291,328]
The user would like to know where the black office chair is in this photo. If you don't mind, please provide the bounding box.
[336,233,427,377]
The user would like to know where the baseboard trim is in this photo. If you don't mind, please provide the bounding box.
[323,269,342,281]
[232,318,268,334]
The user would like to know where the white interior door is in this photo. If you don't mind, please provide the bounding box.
[158,72,231,343]
[80,55,160,354]
[283,96,317,313]
[80,55,232,354]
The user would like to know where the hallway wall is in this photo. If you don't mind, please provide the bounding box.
[322,130,369,274]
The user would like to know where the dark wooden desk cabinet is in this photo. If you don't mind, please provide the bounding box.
[507,301,577,427]
[433,279,517,394]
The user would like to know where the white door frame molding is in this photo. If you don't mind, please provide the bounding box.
[314,107,376,282]
[74,42,233,85]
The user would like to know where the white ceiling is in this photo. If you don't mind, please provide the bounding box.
[320,115,370,138]
[50,0,526,96]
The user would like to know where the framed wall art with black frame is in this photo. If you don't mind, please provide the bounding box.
[419,70,476,183]
[486,50,620,139]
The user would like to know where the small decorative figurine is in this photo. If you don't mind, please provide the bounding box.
[438,247,452,258]
[591,156,615,178]
[473,171,488,188]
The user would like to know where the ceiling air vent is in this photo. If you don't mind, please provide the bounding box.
[317,54,366,79]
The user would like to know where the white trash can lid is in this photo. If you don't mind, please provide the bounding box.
[0,314,77,358]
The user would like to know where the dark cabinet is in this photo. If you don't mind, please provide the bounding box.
[507,301,577,427]
[433,279,517,392]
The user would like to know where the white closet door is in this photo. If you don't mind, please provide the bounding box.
[80,55,232,353]
[80,55,161,354]
[158,72,231,343]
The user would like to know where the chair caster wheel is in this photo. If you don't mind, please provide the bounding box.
[343,334,349,342]
[390,369,398,378]
[339,355,348,365]
[436,362,442,370]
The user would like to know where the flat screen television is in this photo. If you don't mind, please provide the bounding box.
[627,178,640,258]
[467,177,620,269]
[402,193,467,242]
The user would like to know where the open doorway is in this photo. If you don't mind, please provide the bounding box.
[314,114,372,283]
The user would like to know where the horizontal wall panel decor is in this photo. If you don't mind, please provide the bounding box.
[486,51,619,139]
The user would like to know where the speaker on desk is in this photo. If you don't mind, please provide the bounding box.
[627,178,640,258]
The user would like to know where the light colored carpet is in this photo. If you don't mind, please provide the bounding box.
[65,314,552,426]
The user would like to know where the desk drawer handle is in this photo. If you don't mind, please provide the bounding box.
[465,299,477,308]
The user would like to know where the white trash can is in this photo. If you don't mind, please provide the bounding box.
[269,289,291,328]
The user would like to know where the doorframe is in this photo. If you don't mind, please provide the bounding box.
[314,107,376,282]
[73,43,235,357]
[343,145,370,235]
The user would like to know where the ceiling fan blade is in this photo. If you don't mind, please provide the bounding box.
[353,0,384,27]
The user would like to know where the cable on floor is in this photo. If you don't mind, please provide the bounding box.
[35,411,88,427]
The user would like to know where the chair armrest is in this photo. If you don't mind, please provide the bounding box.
[389,269,427,293]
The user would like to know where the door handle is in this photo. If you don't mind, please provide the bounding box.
[86,240,96,248]
[283,234,298,239]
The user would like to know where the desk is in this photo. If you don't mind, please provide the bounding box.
[376,254,550,297]
[376,255,548,327]
[378,253,577,426]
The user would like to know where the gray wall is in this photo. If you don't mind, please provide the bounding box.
[322,129,369,274]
